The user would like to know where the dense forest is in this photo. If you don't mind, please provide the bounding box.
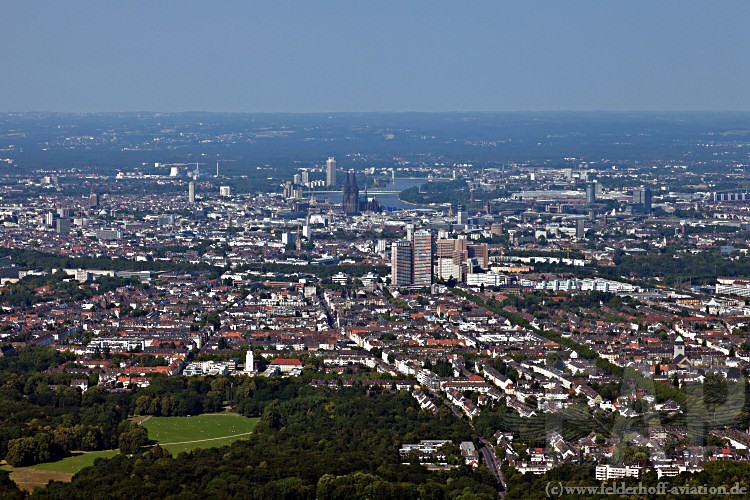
[606,250,750,287]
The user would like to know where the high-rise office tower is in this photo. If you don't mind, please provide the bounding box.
[326,157,337,186]
[301,169,310,186]
[634,187,652,212]
[585,183,596,205]
[411,229,433,287]
[436,237,468,282]
[467,243,489,269]
[55,218,71,235]
[391,240,413,287]
[576,218,585,239]
[89,193,99,208]
[405,224,415,243]
[188,181,196,203]
[457,205,468,225]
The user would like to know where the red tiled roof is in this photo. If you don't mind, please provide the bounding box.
[270,357,302,366]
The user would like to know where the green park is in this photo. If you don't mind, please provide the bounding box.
[2,413,258,492]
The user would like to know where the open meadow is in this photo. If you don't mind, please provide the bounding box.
[2,413,258,492]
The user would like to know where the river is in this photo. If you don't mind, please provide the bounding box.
[375,178,429,210]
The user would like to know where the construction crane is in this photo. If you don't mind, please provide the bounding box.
[215,159,237,177]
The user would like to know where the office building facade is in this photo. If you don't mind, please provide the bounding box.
[326,157,337,186]
[411,229,433,287]
[391,240,413,287]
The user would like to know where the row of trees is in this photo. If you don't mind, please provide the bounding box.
[609,249,750,286]
[0,248,220,276]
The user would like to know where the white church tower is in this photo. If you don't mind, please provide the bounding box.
[674,336,685,358]
[244,349,255,373]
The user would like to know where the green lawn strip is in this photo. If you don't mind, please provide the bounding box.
[141,414,258,454]
[156,435,251,456]
[30,450,119,474]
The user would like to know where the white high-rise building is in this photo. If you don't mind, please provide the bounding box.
[375,239,388,255]
[411,229,433,287]
[391,240,413,287]
[326,157,337,186]
[457,205,468,226]
[188,181,196,203]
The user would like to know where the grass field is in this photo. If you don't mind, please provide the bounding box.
[31,450,119,474]
[1,450,118,492]
[141,413,259,455]
[3,413,258,491]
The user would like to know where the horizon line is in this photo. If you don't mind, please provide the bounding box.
[2,109,750,115]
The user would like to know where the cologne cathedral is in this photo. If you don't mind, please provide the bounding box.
[343,172,360,215]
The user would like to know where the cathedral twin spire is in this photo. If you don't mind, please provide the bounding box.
[343,171,359,215]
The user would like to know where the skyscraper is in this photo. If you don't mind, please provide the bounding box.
[188,181,196,203]
[391,240,413,287]
[55,218,71,235]
[585,183,596,205]
[437,237,468,282]
[576,218,585,239]
[326,157,337,186]
[634,187,652,212]
[456,205,468,226]
[467,243,489,269]
[411,229,433,287]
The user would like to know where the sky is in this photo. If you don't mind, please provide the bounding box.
[1,1,749,113]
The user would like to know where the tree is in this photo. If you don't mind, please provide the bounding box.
[118,425,149,454]
[5,437,36,467]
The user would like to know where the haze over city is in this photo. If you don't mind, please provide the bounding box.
[2,1,750,112]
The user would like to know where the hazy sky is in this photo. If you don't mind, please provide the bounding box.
[2,1,749,112]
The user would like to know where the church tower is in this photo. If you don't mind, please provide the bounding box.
[343,171,359,215]
[674,336,685,358]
